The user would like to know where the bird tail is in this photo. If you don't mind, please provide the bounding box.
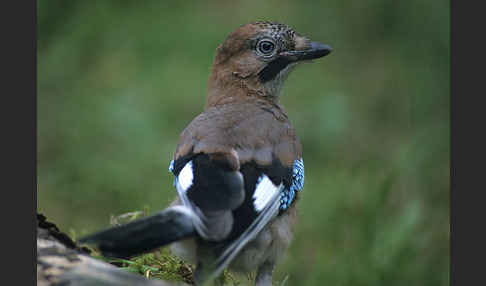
[79,205,198,258]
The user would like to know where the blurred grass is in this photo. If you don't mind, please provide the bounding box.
[37,1,449,285]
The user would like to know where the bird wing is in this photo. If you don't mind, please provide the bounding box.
[169,101,304,283]
[208,175,283,282]
[279,158,305,211]
[171,156,285,282]
[171,153,246,242]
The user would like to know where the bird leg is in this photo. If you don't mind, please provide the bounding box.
[255,261,274,286]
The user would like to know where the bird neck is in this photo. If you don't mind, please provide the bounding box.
[206,63,281,108]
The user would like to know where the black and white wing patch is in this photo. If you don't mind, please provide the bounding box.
[168,155,245,241]
[253,175,282,212]
[169,159,194,204]
[177,161,194,191]
[169,159,209,239]
[208,173,283,282]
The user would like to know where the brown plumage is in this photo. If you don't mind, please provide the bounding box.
[79,21,331,286]
[174,98,302,170]
[169,22,331,285]
[175,21,329,170]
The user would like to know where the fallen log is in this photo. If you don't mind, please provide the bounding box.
[36,213,187,286]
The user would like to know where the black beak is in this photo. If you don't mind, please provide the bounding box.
[258,41,332,83]
[280,41,332,62]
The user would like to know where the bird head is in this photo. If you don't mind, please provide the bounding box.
[206,21,332,107]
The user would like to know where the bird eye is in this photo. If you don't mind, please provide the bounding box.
[257,40,276,56]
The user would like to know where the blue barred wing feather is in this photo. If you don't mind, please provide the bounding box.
[279,158,304,211]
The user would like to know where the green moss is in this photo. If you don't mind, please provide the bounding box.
[79,210,248,285]
[91,248,253,285]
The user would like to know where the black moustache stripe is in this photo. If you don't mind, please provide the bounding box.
[258,57,292,83]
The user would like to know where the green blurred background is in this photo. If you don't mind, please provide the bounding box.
[37,1,449,285]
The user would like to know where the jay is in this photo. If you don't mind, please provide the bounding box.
[80,21,331,286]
